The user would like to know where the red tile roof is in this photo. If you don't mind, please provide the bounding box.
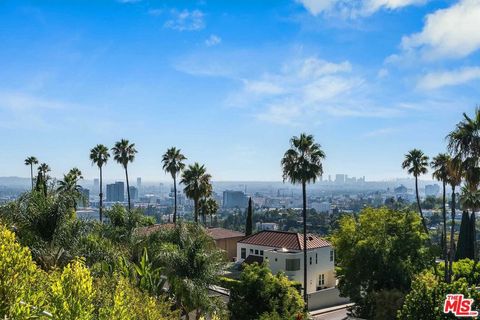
[238,230,331,250]
[134,223,174,237]
[207,228,244,240]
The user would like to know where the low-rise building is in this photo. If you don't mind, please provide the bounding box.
[206,228,245,261]
[237,230,335,294]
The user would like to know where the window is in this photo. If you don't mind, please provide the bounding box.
[309,257,312,265]
[241,248,246,259]
[285,259,301,271]
[316,253,318,264]
[330,250,334,262]
[255,249,259,255]
[260,250,264,256]
[319,274,325,286]
[250,249,253,254]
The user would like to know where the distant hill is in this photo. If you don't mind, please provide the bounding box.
[0,176,30,188]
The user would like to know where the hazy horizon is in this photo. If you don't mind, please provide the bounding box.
[1,1,479,181]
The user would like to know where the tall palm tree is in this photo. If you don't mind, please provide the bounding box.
[24,156,39,191]
[57,167,84,210]
[281,133,325,307]
[112,139,137,211]
[446,156,462,282]
[402,149,429,235]
[199,197,218,226]
[162,147,186,224]
[90,144,110,222]
[448,108,480,280]
[181,163,212,224]
[37,163,51,197]
[431,153,450,282]
[447,108,480,159]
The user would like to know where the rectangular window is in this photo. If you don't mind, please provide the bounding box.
[250,249,253,254]
[330,250,334,262]
[285,259,301,271]
[319,274,325,286]
[255,249,259,255]
[260,250,264,256]
[309,257,312,265]
[241,248,246,259]
[316,253,318,264]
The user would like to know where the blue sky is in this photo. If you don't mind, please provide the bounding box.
[0,0,479,181]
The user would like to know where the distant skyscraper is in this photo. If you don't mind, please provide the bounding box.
[328,175,332,182]
[106,182,125,202]
[93,178,99,192]
[335,174,345,184]
[137,177,141,190]
[129,186,138,201]
[223,190,248,208]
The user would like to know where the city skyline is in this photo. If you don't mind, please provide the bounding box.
[1,0,479,181]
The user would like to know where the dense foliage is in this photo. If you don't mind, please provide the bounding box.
[228,262,305,320]
[333,207,432,318]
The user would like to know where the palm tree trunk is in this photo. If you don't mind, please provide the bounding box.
[125,166,131,211]
[99,166,103,223]
[210,213,213,227]
[415,176,429,235]
[173,175,177,224]
[302,180,308,310]
[194,199,198,224]
[442,181,448,282]
[30,164,34,191]
[448,186,456,283]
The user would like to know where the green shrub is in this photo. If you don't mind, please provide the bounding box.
[0,224,48,319]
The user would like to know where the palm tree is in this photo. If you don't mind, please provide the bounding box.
[199,197,218,226]
[447,108,480,280]
[57,167,84,210]
[112,139,138,211]
[281,133,325,307]
[90,144,110,222]
[37,163,51,197]
[402,149,429,235]
[162,147,186,224]
[181,163,212,224]
[447,108,480,159]
[24,156,39,191]
[431,153,450,282]
[446,156,462,282]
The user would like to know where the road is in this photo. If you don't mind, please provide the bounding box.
[311,308,349,320]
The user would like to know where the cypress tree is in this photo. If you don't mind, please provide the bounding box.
[468,212,476,260]
[456,211,471,261]
[245,197,253,236]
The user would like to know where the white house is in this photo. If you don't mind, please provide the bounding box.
[255,222,279,231]
[237,230,336,294]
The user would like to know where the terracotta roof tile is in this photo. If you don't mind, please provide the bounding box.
[238,230,331,250]
[206,228,245,240]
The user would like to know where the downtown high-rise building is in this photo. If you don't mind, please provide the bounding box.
[106,182,125,202]
[223,190,248,209]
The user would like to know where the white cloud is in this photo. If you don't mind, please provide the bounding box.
[363,127,396,137]
[401,0,480,59]
[164,9,205,31]
[225,57,400,125]
[296,0,426,17]
[417,66,480,90]
[0,91,70,111]
[205,34,221,47]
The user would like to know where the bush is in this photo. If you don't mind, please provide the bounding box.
[50,258,95,320]
[398,271,480,320]
[228,262,305,320]
[0,224,48,319]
